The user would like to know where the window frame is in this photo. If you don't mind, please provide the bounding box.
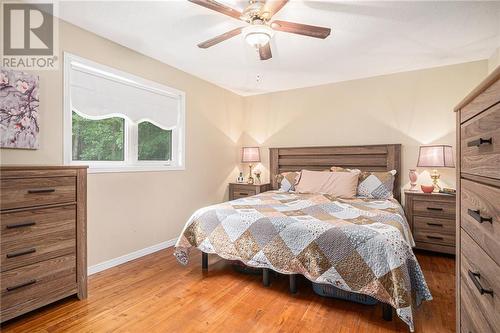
[63,53,185,173]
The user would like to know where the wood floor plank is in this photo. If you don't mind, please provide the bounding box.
[1,249,454,332]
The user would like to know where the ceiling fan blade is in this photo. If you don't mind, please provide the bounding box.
[188,0,243,20]
[271,20,331,39]
[259,43,272,60]
[197,27,243,48]
[261,0,289,19]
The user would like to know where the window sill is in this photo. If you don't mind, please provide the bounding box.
[75,165,185,174]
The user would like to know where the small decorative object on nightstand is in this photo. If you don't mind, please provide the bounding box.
[404,190,456,254]
[229,183,270,200]
[408,169,418,191]
[417,145,455,192]
[241,147,260,184]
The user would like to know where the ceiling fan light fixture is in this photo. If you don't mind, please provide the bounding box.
[243,24,274,48]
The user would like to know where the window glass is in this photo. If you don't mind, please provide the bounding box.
[72,111,125,161]
[138,121,172,161]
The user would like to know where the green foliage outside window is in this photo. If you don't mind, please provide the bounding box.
[138,121,172,161]
[72,111,124,161]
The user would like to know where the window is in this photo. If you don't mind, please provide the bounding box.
[64,53,185,172]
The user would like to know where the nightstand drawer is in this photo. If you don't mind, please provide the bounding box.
[413,200,455,219]
[232,190,256,199]
[229,183,270,201]
[414,216,455,235]
[414,229,455,246]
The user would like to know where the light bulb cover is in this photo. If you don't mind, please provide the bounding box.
[243,24,274,48]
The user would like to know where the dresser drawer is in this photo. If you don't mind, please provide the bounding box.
[461,282,495,333]
[461,102,500,180]
[413,216,455,235]
[1,216,76,272]
[460,231,500,333]
[413,200,455,219]
[1,177,76,210]
[0,255,77,322]
[460,77,500,123]
[461,179,500,266]
[1,205,76,243]
[414,229,455,247]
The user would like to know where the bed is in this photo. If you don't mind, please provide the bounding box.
[174,144,432,332]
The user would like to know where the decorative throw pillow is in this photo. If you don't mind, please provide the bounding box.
[357,170,397,199]
[276,171,300,192]
[295,170,359,198]
[330,166,396,199]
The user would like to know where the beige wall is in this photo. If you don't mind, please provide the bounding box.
[243,61,488,195]
[489,47,500,73]
[0,20,245,266]
[1,18,490,267]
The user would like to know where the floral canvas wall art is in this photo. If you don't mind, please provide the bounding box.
[0,68,40,149]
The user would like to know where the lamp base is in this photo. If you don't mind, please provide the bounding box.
[247,164,254,184]
[431,169,441,193]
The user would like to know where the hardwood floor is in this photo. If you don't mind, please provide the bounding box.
[1,248,455,333]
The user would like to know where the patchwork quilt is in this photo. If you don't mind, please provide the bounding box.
[174,191,432,331]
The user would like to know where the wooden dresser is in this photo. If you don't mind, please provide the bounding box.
[455,67,500,333]
[404,191,456,254]
[0,166,87,323]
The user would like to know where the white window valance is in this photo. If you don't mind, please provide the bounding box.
[69,60,183,129]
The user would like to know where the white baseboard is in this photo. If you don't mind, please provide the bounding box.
[88,238,177,276]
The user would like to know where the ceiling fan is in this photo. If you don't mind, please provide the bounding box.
[189,0,331,60]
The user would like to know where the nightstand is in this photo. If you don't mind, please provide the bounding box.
[404,191,456,254]
[229,183,270,200]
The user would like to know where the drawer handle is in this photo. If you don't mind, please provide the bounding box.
[6,221,36,229]
[27,188,55,194]
[6,247,36,258]
[468,209,493,224]
[426,235,444,240]
[6,279,37,292]
[468,270,494,296]
[236,192,249,196]
[427,222,443,227]
[426,207,443,211]
[467,137,493,147]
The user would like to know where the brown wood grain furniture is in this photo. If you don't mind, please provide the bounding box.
[455,66,500,333]
[0,166,87,323]
[404,191,456,254]
[228,183,270,200]
[269,144,401,201]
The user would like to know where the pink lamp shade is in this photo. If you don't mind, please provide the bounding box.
[417,145,455,168]
[241,147,260,163]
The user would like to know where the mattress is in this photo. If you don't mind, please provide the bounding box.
[174,191,432,331]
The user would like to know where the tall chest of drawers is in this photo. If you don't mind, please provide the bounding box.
[455,67,500,333]
[0,166,87,322]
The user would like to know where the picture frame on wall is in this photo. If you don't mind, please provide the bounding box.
[0,67,40,149]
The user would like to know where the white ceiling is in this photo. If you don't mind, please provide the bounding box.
[58,1,500,95]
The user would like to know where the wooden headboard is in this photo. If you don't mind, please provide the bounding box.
[269,144,402,202]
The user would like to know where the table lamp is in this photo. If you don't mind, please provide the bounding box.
[241,147,260,184]
[417,145,455,192]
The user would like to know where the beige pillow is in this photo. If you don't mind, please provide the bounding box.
[295,170,359,197]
